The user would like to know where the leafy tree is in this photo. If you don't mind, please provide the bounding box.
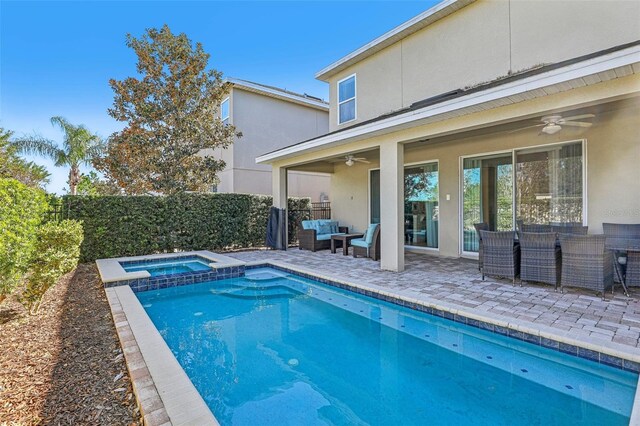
[95,25,239,195]
[71,171,121,195]
[11,117,103,195]
[0,127,50,189]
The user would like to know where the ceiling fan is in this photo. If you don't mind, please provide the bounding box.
[514,114,595,135]
[343,155,370,166]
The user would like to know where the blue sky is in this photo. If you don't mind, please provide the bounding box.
[1,0,435,194]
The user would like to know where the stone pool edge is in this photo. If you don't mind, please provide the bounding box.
[105,286,218,426]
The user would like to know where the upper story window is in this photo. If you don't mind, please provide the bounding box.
[338,74,356,124]
[221,98,230,125]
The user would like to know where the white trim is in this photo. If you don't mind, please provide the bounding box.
[221,97,230,125]
[337,74,357,125]
[226,78,329,111]
[257,44,640,164]
[315,0,473,80]
[457,139,587,255]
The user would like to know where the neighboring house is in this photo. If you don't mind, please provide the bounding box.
[207,78,331,202]
[257,0,640,272]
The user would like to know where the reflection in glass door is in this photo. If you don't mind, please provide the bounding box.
[405,163,439,248]
[462,154,513,252]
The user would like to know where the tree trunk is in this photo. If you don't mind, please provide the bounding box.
[69,166,80,195]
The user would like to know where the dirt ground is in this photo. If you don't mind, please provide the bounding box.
[0,263,141,425]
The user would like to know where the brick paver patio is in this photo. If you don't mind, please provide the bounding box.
[229,248,640,357]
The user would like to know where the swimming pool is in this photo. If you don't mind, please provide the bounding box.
[136,267,637,425]
[120,256,212,277]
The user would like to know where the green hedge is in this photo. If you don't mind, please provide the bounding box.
[0,178,48,300]
[22,220,84,313]
[62,194,310,262]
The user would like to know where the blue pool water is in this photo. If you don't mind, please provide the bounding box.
[121,256,211,277]
[137,267,637,425]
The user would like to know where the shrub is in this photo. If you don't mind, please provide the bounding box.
[0,178,48,302]
[61,194,310,262]
[21,220,84,313]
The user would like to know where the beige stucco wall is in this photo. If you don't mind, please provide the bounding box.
[328,100,640,258]
[233,169,331,202]
[326,0,640,131]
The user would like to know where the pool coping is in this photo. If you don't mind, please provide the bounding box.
[104,257,640,424]
[106,285,218,426]
[97,250,244,283]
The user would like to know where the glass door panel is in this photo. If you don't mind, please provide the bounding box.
[370,169,381,224]
[462,154,513,252]
[405,163,439,248]
[515,142,583,225]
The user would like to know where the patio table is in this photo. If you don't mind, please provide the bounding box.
[331,233,365,256]
[605,239,640,297]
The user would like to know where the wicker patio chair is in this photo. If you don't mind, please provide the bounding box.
[551,225,588,235]
[603,223,640,287]
[520,224,552,233]
[479,230,520,284]
[518,232,561,290]
[559,234,613,298]
[474,222,489,272]
[352,224,380,261]
[550,222,582,227]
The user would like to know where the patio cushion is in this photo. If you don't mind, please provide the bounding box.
[317,223,333,235]
[351,238,369,248]
[329,221,339,233]
[365,224,379,245]
[301,220,315,230]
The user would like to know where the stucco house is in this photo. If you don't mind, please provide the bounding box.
[258,0,640,272]
[207,78,331,202]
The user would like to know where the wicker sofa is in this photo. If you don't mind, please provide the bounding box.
[298,219,349,252]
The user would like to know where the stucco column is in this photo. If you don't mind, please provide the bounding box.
[379,142,404,272]
[272,166,288,209]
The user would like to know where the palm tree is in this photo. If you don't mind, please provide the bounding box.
[12,117,104,195]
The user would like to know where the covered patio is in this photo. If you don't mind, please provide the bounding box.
[229,249,640,359]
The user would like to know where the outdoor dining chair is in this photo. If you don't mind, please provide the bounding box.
[479,230,520,285]
[474,222,489,272]
[559,234,613,298]
[520,224,552,233]
[518,232,561,290]
[603,223,640,287]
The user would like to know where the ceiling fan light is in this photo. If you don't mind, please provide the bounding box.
[542,124,562,135]
[345,159,354,166]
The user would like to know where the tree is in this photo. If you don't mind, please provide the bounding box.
[11,117,103,195]
[0,127,50,189]
[71,171,121,195]
[94,25,239,195]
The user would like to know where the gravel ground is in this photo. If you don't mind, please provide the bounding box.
[0,264,141,425]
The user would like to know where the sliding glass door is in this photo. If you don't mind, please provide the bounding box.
[461,140,585,254]
[462,154,513,252]
[369,162,439,249]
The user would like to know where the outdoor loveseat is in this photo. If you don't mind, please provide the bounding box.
[298,219,348,252]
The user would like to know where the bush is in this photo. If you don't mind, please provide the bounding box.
[0,178,48,302]
[61,194,310,262]
[21,220,84,313]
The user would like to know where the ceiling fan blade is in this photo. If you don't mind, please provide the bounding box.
[508,124,544,133]
[562,114,595,121]
[355,159,371,164]
[562,121,592,128]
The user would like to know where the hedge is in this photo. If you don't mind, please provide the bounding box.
[0,178,48,301]
[61,193,310,262]
[21,220,84,313]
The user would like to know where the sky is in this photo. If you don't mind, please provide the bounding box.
[1,0,436,194]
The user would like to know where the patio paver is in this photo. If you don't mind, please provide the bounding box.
[229,249,640,353]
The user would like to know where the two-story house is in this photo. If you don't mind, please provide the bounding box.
[208,78,331,201]
[257,0,640,272]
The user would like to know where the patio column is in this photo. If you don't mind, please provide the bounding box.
[272,166,288,246]
[379,142,405,272]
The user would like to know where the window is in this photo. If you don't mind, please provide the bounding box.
[221,98,229,125]
[338,75,356,124]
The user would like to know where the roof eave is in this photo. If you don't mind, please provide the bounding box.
[226,78,329,111]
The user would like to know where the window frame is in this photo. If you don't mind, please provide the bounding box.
[221,97,230,125]
[337,74,357,125]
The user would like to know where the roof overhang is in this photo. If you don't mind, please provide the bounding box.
[315,0,476,81]
[258,43,640,165]
[226,78,329,111]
